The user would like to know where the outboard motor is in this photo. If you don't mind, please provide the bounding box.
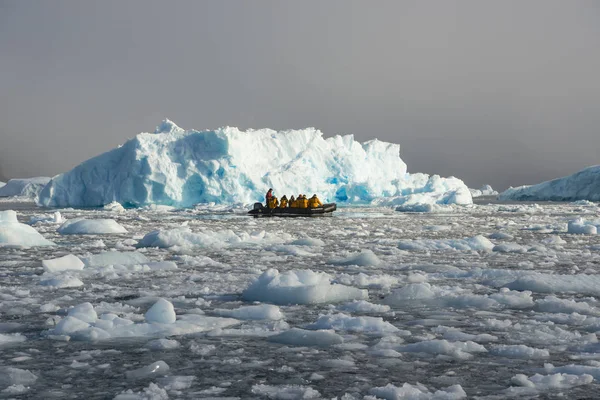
[253,202,263,210]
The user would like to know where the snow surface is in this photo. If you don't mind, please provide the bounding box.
[499,165,600,201]
[38,120,472,208]
[2,201,600,398]
[0,177,50,199]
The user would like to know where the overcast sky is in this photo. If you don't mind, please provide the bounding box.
[1,1,599,190]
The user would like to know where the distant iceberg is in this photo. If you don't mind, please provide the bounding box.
[470,184,498,198]
[0,177,50,199]
[499,165,600,202]
[38,120,472,208]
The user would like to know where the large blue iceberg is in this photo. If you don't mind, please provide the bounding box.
[38,120,472,208]
[499,165,600,202]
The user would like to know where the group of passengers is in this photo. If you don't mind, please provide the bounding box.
[265,188,323,209]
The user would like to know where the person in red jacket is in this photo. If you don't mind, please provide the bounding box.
[265,188,273,206]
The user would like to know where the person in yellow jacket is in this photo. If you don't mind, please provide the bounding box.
[299,194,309,209]
[289,195,296,208]
[267,196,279,209]
[308,194,323,208]
[279,195,288,208]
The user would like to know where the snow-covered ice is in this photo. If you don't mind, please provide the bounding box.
[38,120,472,208]
[2,200,600,398]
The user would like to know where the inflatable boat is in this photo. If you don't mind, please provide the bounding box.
[248,202,337,217]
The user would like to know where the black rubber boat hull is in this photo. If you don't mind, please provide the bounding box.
[248,203,337,217]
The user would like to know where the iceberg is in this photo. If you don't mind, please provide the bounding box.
[38,120,472,208]
[499,165,600,202]
[0,177,50,199]
[470,184,498,197]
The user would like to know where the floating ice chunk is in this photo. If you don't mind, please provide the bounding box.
[508,373,592,394]
[268,328,343,347]
[336,272,400,290]
[114,383,168,400]
[0,210,55,247]
[541,235,567,245]
[567,218,598,235]
[146,339,180,350]
[39,275,84,288]
[505,274,600,296]
[499,165,600,202]
[252,384,320,399]
[137,227,284,249]
[489,344,549,359]
[57,218,127,235]
[337,300,391,313]
[145,298,176,324]
[125,361,170,380]
[242,269,368,305]
[0,177,50,198]
[395,203,441,213]
[68,302,98,323]
[156,375,195,390]
[42,254,84,273]
[433,327,498,343]
[488,231,514,240]
[492,243,529,253]
[81,251,149,267]
[290,237,325,246]
[397,235,494,252]
[213,304,283,320]
[0,367,38,387]
[306,313,398,334]
[29,211,63,225]
[384,283,437,303]
[398,339,487,360]
[369,383,467,400]
[535,296,600,315]
[544,363,600,380]
[490,288,534,309]
[0,333,26,346]
[103,201,126,212]
[329,249,381,266]
[53,316,91,335]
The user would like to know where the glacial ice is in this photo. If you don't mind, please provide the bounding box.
[499,165,600,202]
[0,177,50,199]
[38,120,472,208]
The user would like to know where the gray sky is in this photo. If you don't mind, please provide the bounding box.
[1,1,599,190]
